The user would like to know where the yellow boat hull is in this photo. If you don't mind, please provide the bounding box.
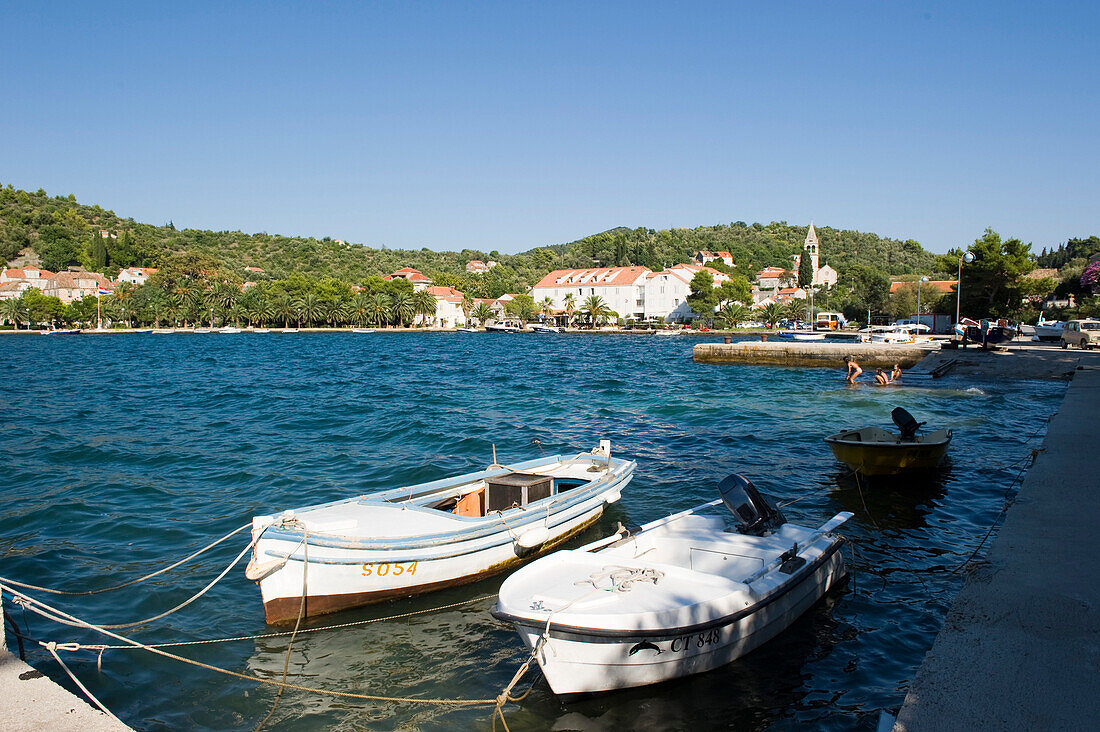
[825,427,951,476]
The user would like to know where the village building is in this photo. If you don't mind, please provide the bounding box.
[530,266,652,321]
[798,223,838,288]
[471,297,508,321]
[888,280,958,295]
[643,264,729,321]
[425,286,467,328]
[1,267,54,291]
[41,271,114,304]
[465,260,498,274]
[693,250,734,268]
[384,267,433,291]
[755,266,794,292]
[117,267,158,286]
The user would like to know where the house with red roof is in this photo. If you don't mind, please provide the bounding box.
[42,271,114,304]
[694,250,734,267]
[117,267,158,286]
[531,266,652,321]
[384,267,433,291]
[643,264,730,321]
[425,286,468,327]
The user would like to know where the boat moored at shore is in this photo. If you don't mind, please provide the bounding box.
[247,441,635,624]
[493,474,853,695]
[825,407,952,476]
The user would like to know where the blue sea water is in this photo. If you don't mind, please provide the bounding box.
[0,332,1065,730]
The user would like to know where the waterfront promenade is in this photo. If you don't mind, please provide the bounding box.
[895,364,1100,730]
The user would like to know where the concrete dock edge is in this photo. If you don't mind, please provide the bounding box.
[894,367,1100,730]
[1,604,131,731]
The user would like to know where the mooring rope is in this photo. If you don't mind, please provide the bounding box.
[43,641,126,726]
[0,523,252,595]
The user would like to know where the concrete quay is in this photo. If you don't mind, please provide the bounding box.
[894,366,1100,731]
[693,340,935,369]
[1,608,130,731]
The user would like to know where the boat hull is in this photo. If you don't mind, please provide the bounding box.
[250,454,634,624]
[501,540,847,695]
[825,430,951,476]
[260,511,601,624]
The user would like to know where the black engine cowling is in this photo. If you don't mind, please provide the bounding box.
[719,474,786,536]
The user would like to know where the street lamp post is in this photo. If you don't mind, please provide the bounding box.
[917,276,930,328]
[956,251,975,324]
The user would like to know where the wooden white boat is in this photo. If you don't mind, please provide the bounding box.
[351,328,376,333]
[152,328,175,334]
[41,329,81,335]
[247,442,634,624]
[193,328,213,334]
[218,326,243,334]
[252,328,271,333]
[824,407,952,476]
[493,475,852,695]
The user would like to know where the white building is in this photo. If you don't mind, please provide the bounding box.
[117,267,158,286]
[425,286,467,328]
[643,264,729,321]
[530,267,651,321]
[694,250,734,267]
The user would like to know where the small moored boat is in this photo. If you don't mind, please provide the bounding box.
[492,475,852,695]
[824,407,952,476]
[531,324,563,333]
[247,441,634,624]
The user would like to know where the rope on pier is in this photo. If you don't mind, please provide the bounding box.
[1,582,545,728]
[43,641,126,726]
[0,522,252,595]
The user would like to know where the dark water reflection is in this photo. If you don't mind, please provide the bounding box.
[0,333,1064,730]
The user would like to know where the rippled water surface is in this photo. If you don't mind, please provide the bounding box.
[0,332,1064,730]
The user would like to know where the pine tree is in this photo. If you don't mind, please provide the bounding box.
[798,252,814,287]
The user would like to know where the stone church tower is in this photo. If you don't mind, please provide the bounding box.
[801,222,837,288]
[804,222,820,273]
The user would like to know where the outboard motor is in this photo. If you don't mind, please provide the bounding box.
[891,407,925,441]
[719,474,786,536]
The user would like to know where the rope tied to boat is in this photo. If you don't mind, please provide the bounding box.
[575,565,664,593]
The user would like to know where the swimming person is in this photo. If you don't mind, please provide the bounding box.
[874,368,890,386]
[844,356,862,384]
[892,363,902,381]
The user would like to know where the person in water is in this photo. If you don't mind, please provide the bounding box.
[891,363,902,382]
[874,368,890,385]
[844,355,862,383]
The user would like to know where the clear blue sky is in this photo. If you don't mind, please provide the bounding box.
[2,1,1097,255]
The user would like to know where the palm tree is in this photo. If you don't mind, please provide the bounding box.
[470,302,494,326]
[717,302,748,329]
[389,292,415,327]
[367,292,390,327]
[1,298,24,329]
[248,296,274,327]
[762,302,785,329]
[350,293,372,327]
[537,296,555,322]
[412,290,437,327]
[784,300,807,324]
[583,295,609,328]
[562,293,578,327]
[273,294,296,327]
[298,293,322,327]
[326,299,351,328]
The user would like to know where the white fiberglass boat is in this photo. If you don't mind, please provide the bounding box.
[1033,317,1064,342]
[351,328,376,333]
[218,326,243,334]
[493,475,852,695]
[531,325,563,333]
[247,441,634,624]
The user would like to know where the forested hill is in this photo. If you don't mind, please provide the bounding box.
[1,184,939,298]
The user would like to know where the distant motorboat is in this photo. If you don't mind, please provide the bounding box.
[485,322,522,333]
[42,329,81,335]
[531,324,563,333]
[654,330,682,336]
[218,326,243,334]
[957,318,1017,346]
[193,328,213,334]
[860,324,931,344]
[493,474,853,695]
[152,329,174,334]
[247,441,634,624]
[825,407,952,476]
[351,328,376,334]
[1033,317,1064,342]
[252,328,271,334]
[456,327,479,333]
[133,329,154,334]
[777,331,826,341]
[279,328,300,333]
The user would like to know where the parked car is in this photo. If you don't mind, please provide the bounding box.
[1060,319,1100,349]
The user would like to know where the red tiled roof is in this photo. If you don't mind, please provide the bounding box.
[427,286,465,299]
[534,266,651,289]
[889,280,957,294]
